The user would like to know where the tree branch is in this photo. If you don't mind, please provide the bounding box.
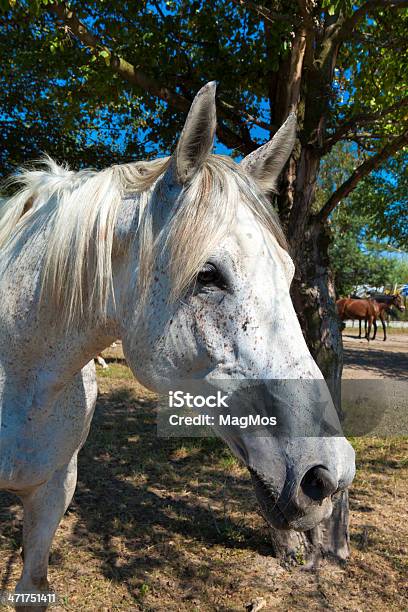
[286,26,307,113]
[48,2,191,112]
[217,99,271,132]
[296,0,316,35]
[322,98,408,153]
[315,129,408,223]
[47,1,257,154]
[230,0,294,23]
[334,0,408,42]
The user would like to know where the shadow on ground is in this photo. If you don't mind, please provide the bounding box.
[343,345,408,379]
[0,388,272,604]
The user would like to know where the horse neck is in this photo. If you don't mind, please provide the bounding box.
[374,301,389,314]
[0,197,142,382]
[376,295,392,304]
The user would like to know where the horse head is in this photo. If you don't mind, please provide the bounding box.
[391,294,405,312]
[117,82,355,532]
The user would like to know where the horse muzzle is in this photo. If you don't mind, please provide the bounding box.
[250,461,353,532]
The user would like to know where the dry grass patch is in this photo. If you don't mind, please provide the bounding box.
[1,360,407,611]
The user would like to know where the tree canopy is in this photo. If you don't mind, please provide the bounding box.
[0,0,407,196]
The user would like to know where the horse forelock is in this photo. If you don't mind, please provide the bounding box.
[0,154,287,327]
[161,155,287,303]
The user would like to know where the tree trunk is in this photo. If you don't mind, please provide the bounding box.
[290,220,343,409]
[288,219,350,564]
[269,148,350,564]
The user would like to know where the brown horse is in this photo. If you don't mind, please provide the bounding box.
[337,294,405,341]
[336,297,376,341]
[371,294,405,341]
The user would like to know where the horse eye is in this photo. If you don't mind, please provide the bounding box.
[197,263,224,287]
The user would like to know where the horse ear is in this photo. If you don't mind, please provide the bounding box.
[240,113,297,193]
[172,81,217,184]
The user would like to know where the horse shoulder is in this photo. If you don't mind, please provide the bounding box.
[0,361,97,492]
[336,298,347,317]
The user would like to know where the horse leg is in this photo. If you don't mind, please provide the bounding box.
[366,316,372,342]
[372,318,377,340]
[15,453,78,612]
[358,319,362,338]
[381,314,387,341]
[95,354,109,369]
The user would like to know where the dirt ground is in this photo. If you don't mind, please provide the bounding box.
[342,332,408,380]
[0,333,407,611]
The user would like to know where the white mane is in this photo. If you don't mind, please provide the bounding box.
[0,155,286,326]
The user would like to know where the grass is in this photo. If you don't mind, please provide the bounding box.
[343,328,408,339]
[389,326,408,334]
[96,362,134,380]
[0,358,407,611]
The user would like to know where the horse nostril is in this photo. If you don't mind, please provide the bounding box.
[300,466,338,502]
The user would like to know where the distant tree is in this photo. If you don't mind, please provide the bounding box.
[351,151,408,250]
[329,205,408,296]
[316,142,408,296]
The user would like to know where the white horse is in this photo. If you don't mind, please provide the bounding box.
[0,82,355,607]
